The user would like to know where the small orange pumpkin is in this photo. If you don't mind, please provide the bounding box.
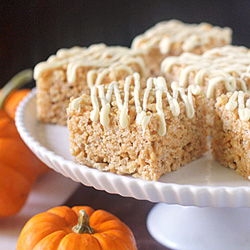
[0,147,31,218]
[0,69,32,114]
[3,88,31,119]
[0,70,49,218]
[17,206,137,250]
[0,109,48,182]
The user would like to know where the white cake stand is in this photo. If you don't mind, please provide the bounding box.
[16,89,250,250]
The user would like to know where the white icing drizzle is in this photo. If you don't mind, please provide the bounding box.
[98,85,111,127]
[71,96,82,112]
[34,44,146,87]
[161,45,250,98]
[90,86,99,122]
[132,20,232,54]
[154,77,167,136]
[71,74,201,136]
[134,75,152,133]
[225,91,250,121]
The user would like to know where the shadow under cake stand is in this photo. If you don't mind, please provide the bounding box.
[16,89,250,250]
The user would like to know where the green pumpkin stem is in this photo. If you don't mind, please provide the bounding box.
[72,209,94,234]
[0,69,33,108]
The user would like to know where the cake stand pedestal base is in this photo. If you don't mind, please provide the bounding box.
[147,203,250,250]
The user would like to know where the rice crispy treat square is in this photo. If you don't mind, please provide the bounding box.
[67,73,208,181]
[131,19,232,76]
[34,44,147,125]
[161,45,250,131]
[212,91,250,179]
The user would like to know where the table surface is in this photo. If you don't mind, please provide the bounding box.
[64,184,171,250]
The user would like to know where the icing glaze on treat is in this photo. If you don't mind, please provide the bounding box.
[132,20,232,54]
[71,73,201,136]
[161,45,250,98]
[225,91,250,121]
[34,44,146,87]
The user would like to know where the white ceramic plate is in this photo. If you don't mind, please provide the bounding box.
[15,89,250,208]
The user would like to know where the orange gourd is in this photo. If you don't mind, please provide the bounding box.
[0,69,48,218]
[17,206,137,250]
[3,88,31,119]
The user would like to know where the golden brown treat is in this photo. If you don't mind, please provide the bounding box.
[212,91,250,179]
[161,45,250,131]
[131,19,232,76]
[34,44,147,125]
[67,73,208,181]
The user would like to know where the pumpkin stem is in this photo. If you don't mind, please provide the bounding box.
[72,209,94,234]
[0,69,33,108]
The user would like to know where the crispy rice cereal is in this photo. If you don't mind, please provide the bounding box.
[67,73,208,181]
[212,91,250,179]
[132,19,232,76]
[161,45,250,131]
[34,44,147,125]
